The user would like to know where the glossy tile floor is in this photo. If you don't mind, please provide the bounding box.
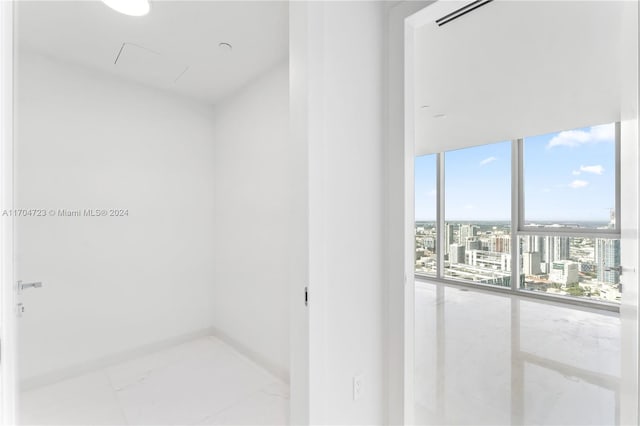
[415,282,620,426]
[20,336,289,425]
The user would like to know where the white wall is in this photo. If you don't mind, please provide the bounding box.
[0,0,17,422]
[384,4,433,424]
[15,51,217,384]
[211,63,290,380]
[290,2,386,423]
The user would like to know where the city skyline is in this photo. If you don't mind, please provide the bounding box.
[414,221,621,303]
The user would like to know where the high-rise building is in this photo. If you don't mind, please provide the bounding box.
[467,250,511,271]
[548,260,579,286]
[523,235,544,254]
[609,208,616,229]
[450,244,466,264]
[459,224,478,243]
[464,237,481,251]
[596,238,620,284]
[523,251,542,275]
[489,235,511,253]
[552,236,570,261]
[425,236,436,251]
[539,236,570,266]
[444,224,455,255]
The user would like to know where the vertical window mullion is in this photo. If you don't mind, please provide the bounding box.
[437,152,445,279]
[615,121,621,232]
[511,140,521,291]
[517,138,525,231]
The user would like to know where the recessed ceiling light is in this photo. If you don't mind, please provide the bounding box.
[433,113,447,119]
[102,0,150,17]
[420,105,430,109]
[219,42,233,51]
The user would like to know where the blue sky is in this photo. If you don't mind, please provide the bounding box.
[415,123,616,222]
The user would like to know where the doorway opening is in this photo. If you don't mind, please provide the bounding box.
[6,1,295,425]
[405,1,639,424]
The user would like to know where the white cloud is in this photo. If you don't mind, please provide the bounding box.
[569,179,589,189]
[479,156,497,166]
[464,204,475,209]
[541,188,552,193]
[579,164,604,175]
[547,124,615,149]
[572,170,581,176]
[428,189,437,197]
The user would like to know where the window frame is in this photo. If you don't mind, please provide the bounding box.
[418,122,621,312]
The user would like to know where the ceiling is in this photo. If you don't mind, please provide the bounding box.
[16,0,289,105]
[412,0,635,155]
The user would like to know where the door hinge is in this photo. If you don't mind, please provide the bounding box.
[305,286,308,307]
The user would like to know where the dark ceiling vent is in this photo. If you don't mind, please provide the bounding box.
[435,0,494,27]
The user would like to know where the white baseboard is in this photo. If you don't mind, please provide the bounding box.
[20,327,290,391]
[20,328,214,391]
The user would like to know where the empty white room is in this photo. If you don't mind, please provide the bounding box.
[5,1,294,424]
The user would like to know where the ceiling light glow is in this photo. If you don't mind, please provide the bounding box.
[102,0,150,16]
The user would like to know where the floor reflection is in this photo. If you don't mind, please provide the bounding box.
[415,282,620,425]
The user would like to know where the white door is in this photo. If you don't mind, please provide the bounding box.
[0,0,17,424]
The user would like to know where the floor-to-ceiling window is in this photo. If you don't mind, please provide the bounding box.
[415,122,620,308]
